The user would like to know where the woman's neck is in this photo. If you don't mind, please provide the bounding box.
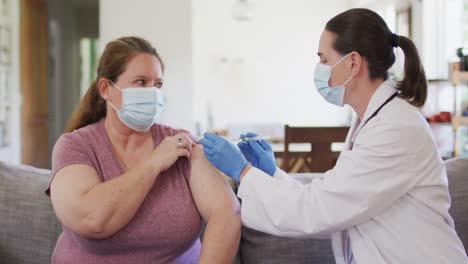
[104,111,151,150]
[348,78,384,121]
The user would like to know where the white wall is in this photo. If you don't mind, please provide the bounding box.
[0,0,20,164]
[100,0,194,130]
[349,0,465,117]
[350,0,464,80]
[100,0,350,136]
[421,0,463,79]
[193,0,351,135]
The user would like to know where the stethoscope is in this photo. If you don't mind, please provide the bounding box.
[349,92,399,150]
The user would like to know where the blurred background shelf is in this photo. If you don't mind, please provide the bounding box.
[454,115,468,127]
[449,62,468,157]
[452,70,468,83]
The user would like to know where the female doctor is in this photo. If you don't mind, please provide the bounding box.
[200,8,467,264]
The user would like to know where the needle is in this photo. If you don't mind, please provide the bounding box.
[229,136,271,142]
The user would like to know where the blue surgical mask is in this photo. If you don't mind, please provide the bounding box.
[107,81,165,132]
[314,53,353,107]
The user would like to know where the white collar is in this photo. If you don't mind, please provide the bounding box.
[346,79,398,149]
[360,79,398,123]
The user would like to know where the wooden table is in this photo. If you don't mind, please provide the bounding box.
[271,142,346,172]
[268,124,462,165]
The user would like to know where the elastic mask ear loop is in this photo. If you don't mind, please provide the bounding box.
[342,74,354,87]
[331,53,354,87]
[108,80,123,92]
[107,80,122,111]
[331,53,351,69]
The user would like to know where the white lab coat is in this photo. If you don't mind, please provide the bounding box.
[237,80,468,264]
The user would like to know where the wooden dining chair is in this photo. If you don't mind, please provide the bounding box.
[281,125,350,173]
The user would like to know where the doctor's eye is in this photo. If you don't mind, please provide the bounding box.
[156,81,163,88]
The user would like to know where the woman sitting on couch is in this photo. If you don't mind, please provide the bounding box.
[46,36,241,263]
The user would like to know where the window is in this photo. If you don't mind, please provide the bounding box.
[80,38,99,97]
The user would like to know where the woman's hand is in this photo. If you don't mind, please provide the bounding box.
[151,132,194,173]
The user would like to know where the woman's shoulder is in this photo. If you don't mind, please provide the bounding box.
[151,124,198,142]
[54,120,105,150]
[152,123,178,135]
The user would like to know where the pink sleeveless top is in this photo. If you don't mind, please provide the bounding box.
[48,119,202,263]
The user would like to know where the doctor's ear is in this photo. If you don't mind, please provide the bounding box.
[349,51,362,76]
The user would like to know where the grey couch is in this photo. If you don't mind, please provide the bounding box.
[0,162,61,264]
[1,158,467,264]
[447,157,468,250]
[0,161,334,264]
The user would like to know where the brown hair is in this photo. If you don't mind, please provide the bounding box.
[325,8,427,107]
[65,36,165,132]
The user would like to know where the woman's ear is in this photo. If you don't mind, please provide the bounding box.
[349,51,362,76]
[98,78,111,101]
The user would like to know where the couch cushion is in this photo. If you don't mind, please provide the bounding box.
[240,227,335,264]
[0,162,62,264]
[446,157,468,252]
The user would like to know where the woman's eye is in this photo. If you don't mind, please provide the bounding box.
[156,82,163,88]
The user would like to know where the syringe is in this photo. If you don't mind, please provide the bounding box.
[230,135,271,142]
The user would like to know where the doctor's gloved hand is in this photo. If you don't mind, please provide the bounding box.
[199,132,249,182]
[237,133,277,176]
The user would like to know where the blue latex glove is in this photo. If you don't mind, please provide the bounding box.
[199,132,249,181]
[237,132,277,176]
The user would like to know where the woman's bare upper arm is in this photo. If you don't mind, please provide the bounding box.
[189,145,240,222]
[50,164,101,230]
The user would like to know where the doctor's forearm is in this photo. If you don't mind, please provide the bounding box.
[238,167,332,237]
[198,210,241,264]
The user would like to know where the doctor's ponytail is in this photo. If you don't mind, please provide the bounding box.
[325,8,427,107]
[394,35,427,107]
